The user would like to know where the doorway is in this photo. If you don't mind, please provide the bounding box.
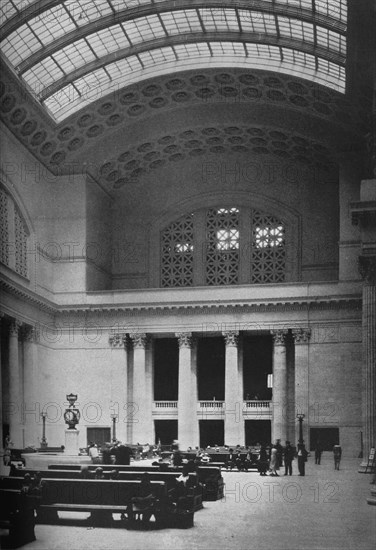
[199,420,224,447]
[245,420,271,446]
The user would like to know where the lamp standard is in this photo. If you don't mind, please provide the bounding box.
[40,411,48,449]
[297,413,305,445]
[111,414,118,443]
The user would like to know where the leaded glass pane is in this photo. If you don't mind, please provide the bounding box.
[161,213,194,287]
[0,187,9,266]
[251,211,285,283]
[206,207,239,286]
[14,206,28,278]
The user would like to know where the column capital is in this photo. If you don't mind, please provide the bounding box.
[222,331,239,347]
[129,332,149,349]
[9,319,22,337]
[109,332,127,348]
[292,328,311,344]
[23,325,40,343]
[175,332,195,348]
[271,329,288,345]
[359,255,376,285]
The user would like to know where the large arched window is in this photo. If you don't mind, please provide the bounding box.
[160,206,286,288]
[0,184,29,278]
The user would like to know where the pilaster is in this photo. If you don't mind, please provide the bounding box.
[9,319,22,447]
[23,325,40,447]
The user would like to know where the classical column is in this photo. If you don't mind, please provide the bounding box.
[359,257,376,461]
[0,314,4,449]
[129,333,152,444]
[350,182,376,466]
[9,319,22,447]
[109,332,128,443]
[223,331,242,446]
[292,328,311,447]
[23,326,39,447]
[176,332,198,450]
[271,330,288,444]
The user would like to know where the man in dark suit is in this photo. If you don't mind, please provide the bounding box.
[283,441,294,476]
[297,443,308,476]
[117,442,132,465]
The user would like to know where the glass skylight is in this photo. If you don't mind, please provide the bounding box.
[0,1,347,121]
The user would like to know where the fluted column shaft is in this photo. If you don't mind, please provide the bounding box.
[109,332,128,443]
[271,330,288,444]
[293,328,311,446]
[176,333,197,449]
[223,331,241,446]
[9,320,22,447]
[362,282,376,458]
[23,326,39,447]
[130,333,152,444]
[0,315,4,449]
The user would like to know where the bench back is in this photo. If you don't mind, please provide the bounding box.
[6,470,198,488]
[41,479,167,505]
[47,464,222,483]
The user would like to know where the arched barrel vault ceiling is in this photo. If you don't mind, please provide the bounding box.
[1,0,348,123]
[0,63,369,192]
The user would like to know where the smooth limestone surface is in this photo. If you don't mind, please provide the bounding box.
[1,455,375,550]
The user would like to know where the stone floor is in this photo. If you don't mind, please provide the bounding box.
[1,455,375,550]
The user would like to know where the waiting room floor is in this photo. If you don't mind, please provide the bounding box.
[2,455,375,550]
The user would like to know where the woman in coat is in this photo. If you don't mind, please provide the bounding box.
[269,446,279,476]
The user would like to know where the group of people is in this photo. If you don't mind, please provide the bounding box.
[224,440,308,476]
[88,441,133,465]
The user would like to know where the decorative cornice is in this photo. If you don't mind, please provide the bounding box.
[109,332,127,348]
[0,277,56,314]
[223,330,239,347]
[129,332,149,349]
[359,255,376,285]
[292,328,311,344]
[0,275,363,317]
[175,332,195,348]
[271,329,288,345]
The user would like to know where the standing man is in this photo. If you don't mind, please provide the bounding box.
[315,441,323,465]
[297,442,308,476]
[88,442,101,464]
[117,442,132,465]
[283,441,294,476]
[333,445,342,470]
[275,439,284,469]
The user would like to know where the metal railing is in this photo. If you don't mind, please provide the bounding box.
[244,400,270,408]
[198,401,224,408]
[153,401,178,408]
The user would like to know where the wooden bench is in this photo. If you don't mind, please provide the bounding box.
[48,464,224,500]
[8,470,203,511]
[34,478,175,528]
[0,488,40,548]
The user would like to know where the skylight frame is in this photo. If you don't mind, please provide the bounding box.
[0,1,348,122]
